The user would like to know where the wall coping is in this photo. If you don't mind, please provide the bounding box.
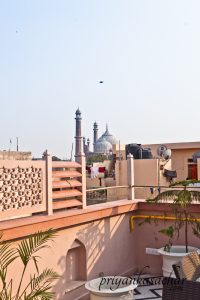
[1,199,200,241]
[0,200,139,241]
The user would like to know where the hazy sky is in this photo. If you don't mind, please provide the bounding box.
[1,1,200,158]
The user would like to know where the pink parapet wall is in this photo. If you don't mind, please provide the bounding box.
[2,200,200,299]
[0,159,47,220]
[3,209,138,300]
[0,152,86,221]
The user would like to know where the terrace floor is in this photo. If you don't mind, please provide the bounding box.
[134,274,162,300]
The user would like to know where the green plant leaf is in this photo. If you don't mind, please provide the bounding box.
[23,268,59,300]
[192,221,200,238]
[150,190,180,202]
[176,190,191,207]
[138,216,152,226]
[144,179,200,251]
[17,229,57,268]
[170,180,200,187]
[0,236,17,290]
[159,226,174,238]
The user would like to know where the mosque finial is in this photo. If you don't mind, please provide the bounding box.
[76,107,81,115]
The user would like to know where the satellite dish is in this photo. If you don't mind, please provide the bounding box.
[163,149,172,160]
[157,145,167,157]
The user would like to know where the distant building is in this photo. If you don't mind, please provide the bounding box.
[0,151,32,160]
[142,141,200,181]
[74,109,118,159]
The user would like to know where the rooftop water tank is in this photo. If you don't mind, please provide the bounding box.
[125,143,141,159]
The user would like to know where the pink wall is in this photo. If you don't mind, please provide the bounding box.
[3,202,200,300]
[4,212,137,300]
[0,160,47,220]
[134,204,200,275]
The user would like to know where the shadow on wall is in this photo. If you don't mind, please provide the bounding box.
[65,240,87,281]
[52,239,86,300]
[76,213,134,278]
[53,213,135,299]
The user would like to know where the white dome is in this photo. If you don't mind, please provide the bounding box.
[95,138,112,154]
[98,125,118,145]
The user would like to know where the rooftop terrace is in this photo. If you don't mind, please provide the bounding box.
[1,153,200,300]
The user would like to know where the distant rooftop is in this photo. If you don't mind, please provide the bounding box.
[0,151,32,160]
[142,141,200,150]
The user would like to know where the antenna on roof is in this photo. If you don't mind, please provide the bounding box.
[119,140,121,185]
[9,139,12,151]
[16,137,19,151]
[70,143,74,161]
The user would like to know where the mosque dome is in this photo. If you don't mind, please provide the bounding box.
[100,124,118,145]
[95,138,112,154]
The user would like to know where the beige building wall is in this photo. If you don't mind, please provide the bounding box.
[115,158,170,199]
[112,144,126,160]
[107,187,129,202]
[134,159,169,199]
[114,142,200,183]
[171,149,196,181]
[115,160,127,186]
[134,159,158,199]
[0,151,32,160]
[142,142,200,181]
[86,177,101,188]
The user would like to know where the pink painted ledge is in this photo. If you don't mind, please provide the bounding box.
[1,199,200,242]
[0,199,139,241]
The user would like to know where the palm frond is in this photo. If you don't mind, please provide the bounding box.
[0,232,3,242]
[189,190,200,202]
[17,229,57,268]
[0,230,58,300]
[30,268,59,290]
[25,289,55,300]
[23,268,59,300]
[0,278,13,300]
[0,242,17,288]
[170,180,200,187]
[0,243,17,269]
[175,190,192,207]
[148,189,179,203]
[0,290,9,300]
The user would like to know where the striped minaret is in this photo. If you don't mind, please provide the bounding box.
[93,121,98,152]
[75,108,83,161]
